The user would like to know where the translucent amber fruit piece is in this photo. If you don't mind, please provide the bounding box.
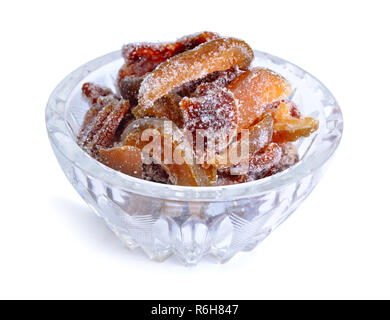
[180,87,237,133]
[248,112,274,154]
[99,146,143,178]
[272,102,319,143]
[227,68,292,129]
[273,117,319,142]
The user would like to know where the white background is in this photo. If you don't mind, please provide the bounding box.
[0,0,389,300]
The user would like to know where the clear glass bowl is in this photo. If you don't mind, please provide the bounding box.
[46,50,343,265]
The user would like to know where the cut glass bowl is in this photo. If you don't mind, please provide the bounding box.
[46,50,343,265]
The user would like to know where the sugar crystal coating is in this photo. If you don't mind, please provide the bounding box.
[77,84,130,156]
[99,145,143,178]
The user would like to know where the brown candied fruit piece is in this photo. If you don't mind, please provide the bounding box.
[120,118,213,186]
[121,31,219,65]
[77,88,130,156]
[79,99,114,146]
[78,83,115,138]
[82,82,113,105]
[88,98,129,153]
[178,68,241,133]
[118,76,143,108]
[218,142,282,182]
[78,104,102,140]
[136,92,185,128]
[180,86,237,133]
[244,142,298,181]
[142,163,172,184]
[227,68,292,129]
[259,143,299,178]
[246,142,283,179]
[136,38,254,112]
[271,101,319,143]
[118,31,220,83]
[207,112,273,170]
[77,32,319,187]
[173,31,222,53]
[173,69,234,98]
[171,67,289,137]
[248,112,274,154]
[216,169,247,185]
[289,102,301,119]
[273,117,319,143]
[265,99,301,119]
[193,68,240,94]
[99,145,143,178]
[79,82,114,139]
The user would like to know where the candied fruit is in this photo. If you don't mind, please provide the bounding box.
[99,146,143,178]
[77,32,319,186]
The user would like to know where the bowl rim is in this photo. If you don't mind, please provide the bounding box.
[46,49,343,202]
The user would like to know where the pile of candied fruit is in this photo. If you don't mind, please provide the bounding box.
[77,32,319,186]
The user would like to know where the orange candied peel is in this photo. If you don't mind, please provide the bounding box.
[227,68,292,129]
[118,31,220,83]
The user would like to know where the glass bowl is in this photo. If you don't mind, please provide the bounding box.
[46,50,343,265]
